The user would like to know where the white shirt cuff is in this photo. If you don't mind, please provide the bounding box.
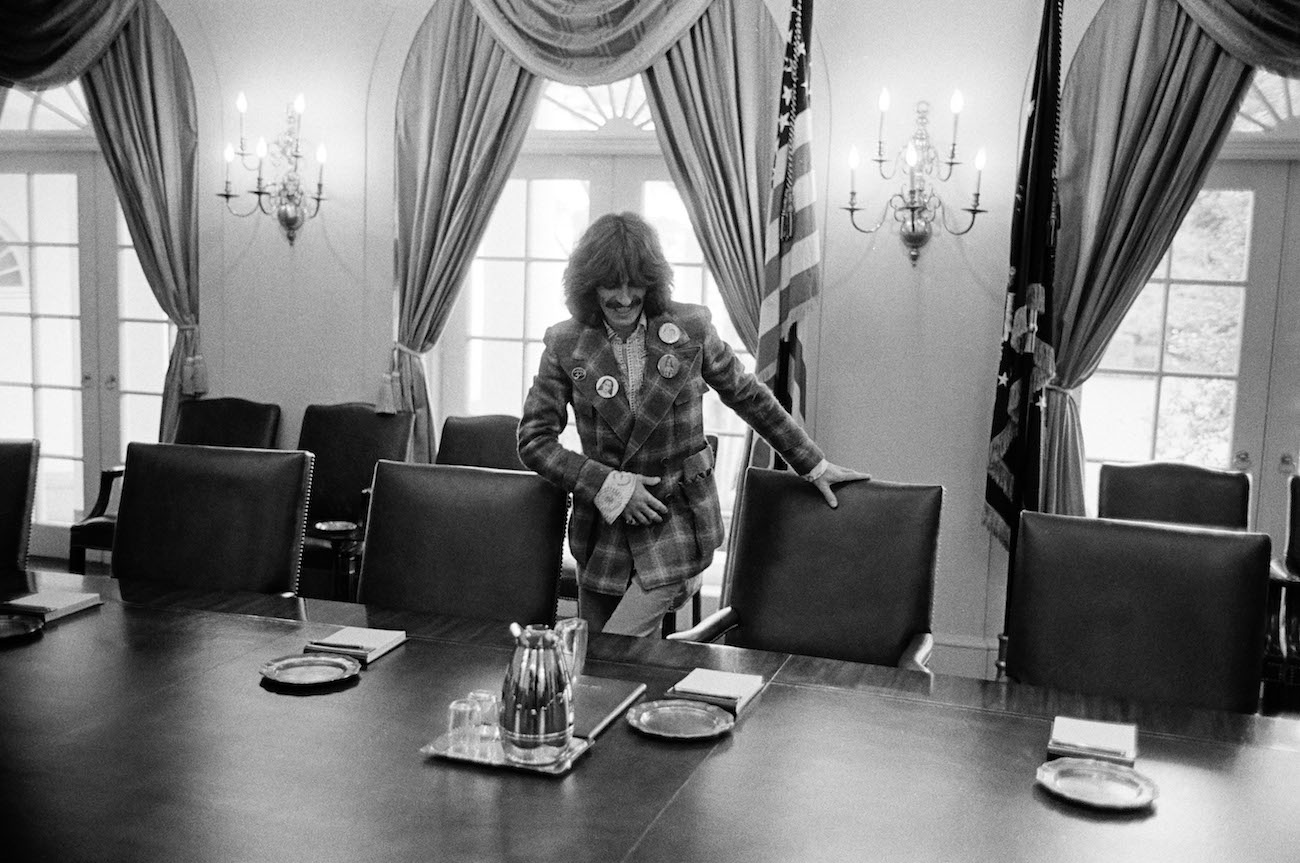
[803,459,830,482]
[595,470,637,523]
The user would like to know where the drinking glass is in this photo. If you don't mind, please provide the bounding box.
[447,698,479,755]
[554,617,588,684]
[467,689,500,744]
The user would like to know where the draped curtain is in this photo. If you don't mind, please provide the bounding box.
[1039,0,1291,514]
[0,0,204,442]
[394,0,785,457]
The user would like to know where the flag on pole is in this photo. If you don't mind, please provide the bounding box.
[752,0,820,470]
[984,0,1061,612]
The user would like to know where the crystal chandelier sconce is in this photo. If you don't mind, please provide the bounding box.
[218,92,326,246]
[844,89,987,265]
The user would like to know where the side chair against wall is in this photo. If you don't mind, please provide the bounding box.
[68,397,283,573]
[111,442,313,594]
[1096,461,1251,530]
[1006,511,1271,714]
[669,467,942,674]
[434,414,525,470]
[295,403,414,600]
[356,462,567,625]
[1263,475,1300,705]
[0,440,39,573]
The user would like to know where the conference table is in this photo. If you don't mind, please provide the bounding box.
[3,570,1299,862]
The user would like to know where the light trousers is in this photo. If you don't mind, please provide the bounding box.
[579,572,703,638]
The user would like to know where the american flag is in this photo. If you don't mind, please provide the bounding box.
[752,0,819,469]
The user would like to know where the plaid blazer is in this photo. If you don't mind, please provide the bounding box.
[519,301,823,594]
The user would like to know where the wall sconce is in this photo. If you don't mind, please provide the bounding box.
[844,89,987,265]
[217,92,326,246]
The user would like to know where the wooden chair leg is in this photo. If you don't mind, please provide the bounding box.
[69,544,87,574]
[691,590,702,627]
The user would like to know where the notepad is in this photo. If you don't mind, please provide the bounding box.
[666,668,765,716]
[0,590,103,622]
[303,626,407,665]
[1048,716,1138,766]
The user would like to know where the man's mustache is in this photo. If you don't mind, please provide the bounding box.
[604,297,643,310]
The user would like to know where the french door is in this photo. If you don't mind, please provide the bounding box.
[0,151,169,558]
[1079,160,1300,552]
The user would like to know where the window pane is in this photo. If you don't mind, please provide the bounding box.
[35,386,81,457]
[526,261,568,338]
[1096,284,1162,372]
[31,174,77,243]
[32,246,78,315]
[119,320,171,392]
[672,264,703,305]
[0,316,32,382]
[35,456,81,524]
[0,175,29,240]
[1169,189,1252,282]
[120,392,162,455]
[527,180,589,260]
[467,260,525,339]
[1154,377,1235,466]
[1162,284,1243,375]
[0,91,35,130]
[119,248,163,319]
[644,182,702,264]
[1079,374,1157,462]
[479,180,527,258]
[34,317,79,385]
[468,338,524,416]
[0,244,31,312]
[702,271,746,351]
[0,384,34,436]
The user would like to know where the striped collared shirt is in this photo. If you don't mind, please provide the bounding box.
[605,317,647,413]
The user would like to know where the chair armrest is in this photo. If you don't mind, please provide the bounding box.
[85,466,125,519]
[898,632,934,674]
[666,606,740,643]
[1270,558,1299,586]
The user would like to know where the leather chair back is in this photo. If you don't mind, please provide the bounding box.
[0,440,39,571]
[358,462,566,624]
[435,415,525,470]
[175,397,282,448]
[723,468,942,666]
[1008,511,1270,713]
[297,403,413,525]
[112,443,313,594]
[1097,461,1250,530]
[1286,475,1300,573]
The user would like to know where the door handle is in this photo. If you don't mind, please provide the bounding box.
[104,374,118,392]
[1280,453,1295,475]
[1233,450,1252,470]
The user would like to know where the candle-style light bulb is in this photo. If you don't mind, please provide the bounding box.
[848,146,859,196]
[293,93,305,116]
[236,92,247,114]
[223,143,234,185]
[950,90,964,150]
[316,144,327,187]
[255,136,267,188]
[974,147,987,196]
[878,87,891,113]
[905,141,918,191]
[876,87,890,146]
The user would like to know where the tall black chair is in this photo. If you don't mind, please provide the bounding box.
[295,403,414,599]
[69,397,282,573]
[1007,511,1271,713]
[1265,475,1300,701]
[669,468,941,673]
[0,440,39,573]
[434,414,524,469]
[1097,461,1250,530]
[112,442,312,594]
[357,462,566,625]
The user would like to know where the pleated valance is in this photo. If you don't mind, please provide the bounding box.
[469,0,713,85]
[1174,0,1300,77]
[0,0,140,88]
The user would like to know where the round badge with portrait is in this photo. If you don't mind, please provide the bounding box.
[595,375,619,399]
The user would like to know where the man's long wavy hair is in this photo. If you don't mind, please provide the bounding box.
[564,212,673,326]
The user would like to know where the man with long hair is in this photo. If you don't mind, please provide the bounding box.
[519,212,867,636]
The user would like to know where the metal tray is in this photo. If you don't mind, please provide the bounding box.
[1036,757,1157,810]
[420,731,591,776]
[259,653,361,687]
[625,699,734,740]
[0,613,44,642]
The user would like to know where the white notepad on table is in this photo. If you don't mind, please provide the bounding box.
[0,590,103,622]
[666,668,765,715]
[1048,716,1138,766]
[303,626,407,665]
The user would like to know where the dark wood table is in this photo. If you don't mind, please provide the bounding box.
[3,571,1300,862]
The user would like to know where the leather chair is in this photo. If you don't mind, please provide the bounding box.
[357,462,566,625]
[112,442,313,594]
[1097,461,1250,530]
[295,403,414,599]
[0,440,39,572]
[69,397,282,573]
[434,414,524,469]
[1006,511,1271,713]
[1267,475,1300,667]
[669,467,942,673]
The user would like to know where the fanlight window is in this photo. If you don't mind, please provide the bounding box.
[533,77,654,134]
[0,81,90,132]
[1233,70,1299,135]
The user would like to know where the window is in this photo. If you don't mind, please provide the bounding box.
[433,76,751,518]
[0,82,173,556]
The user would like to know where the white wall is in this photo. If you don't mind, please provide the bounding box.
[161,0,1107,677]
